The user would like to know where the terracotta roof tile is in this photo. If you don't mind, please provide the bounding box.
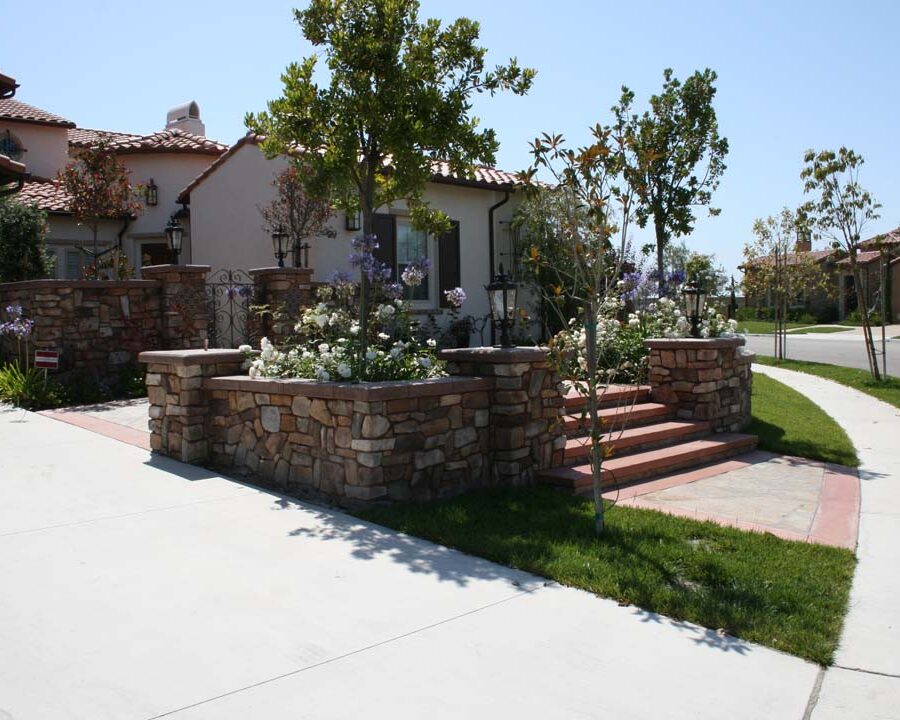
[744,249,838,268]
[68,127,142,148]
[0,98,75,128]
[860,227,900,249]
[108,128,228,155]
[836,250,882,266]
[15,178,73,213]
[177,134,519,203]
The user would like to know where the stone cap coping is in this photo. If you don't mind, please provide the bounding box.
[138,349,245,366]
[0,278,160,290]
[141,264,211,274]
[205,374,492,401]
[438,346,548,363]
[644,337,746,350]
[249,267,314,277]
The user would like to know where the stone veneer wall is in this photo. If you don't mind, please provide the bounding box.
[139,346,567,506]
[249,267,318,346]
[645,337,754,432]
[0,266,211,378]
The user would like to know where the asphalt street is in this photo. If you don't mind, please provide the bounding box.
[744,333,899,375]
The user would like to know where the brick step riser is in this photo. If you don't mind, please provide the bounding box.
[562,428,712,465]
[564,391,651,414]
[569,440,757,492]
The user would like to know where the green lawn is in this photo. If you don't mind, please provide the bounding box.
[787,326,853,335]
[749,373,858,466]
[358,487,855,665]
[736,320,809,334]
[755,356,900,409]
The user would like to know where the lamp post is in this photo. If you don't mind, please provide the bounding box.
[272,225,288,268]
[164,216,183,264]
[682,278,707,338]
[486,263,518,348]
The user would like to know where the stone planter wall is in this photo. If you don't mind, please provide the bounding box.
[139,346,567,506]
[645,337,754,432]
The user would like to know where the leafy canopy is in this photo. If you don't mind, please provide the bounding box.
[245,0,535,232]
[0,198,54,282]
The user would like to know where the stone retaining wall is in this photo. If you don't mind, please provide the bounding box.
[644,337,754,432]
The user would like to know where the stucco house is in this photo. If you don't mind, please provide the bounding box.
[177,134,527,334]
[0,80,226,277]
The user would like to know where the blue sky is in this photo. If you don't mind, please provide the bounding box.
[6,0,899,278]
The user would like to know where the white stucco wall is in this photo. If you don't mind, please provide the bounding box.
[188,143,531,341]
[44,216,125,278]
[119,152,220,270]
[0,121,69,178]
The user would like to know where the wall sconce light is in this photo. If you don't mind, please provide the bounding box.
[345,209,362,232]
[146,179,158,206]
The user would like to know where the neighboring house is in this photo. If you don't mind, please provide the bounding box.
[0,79,226,278]
[177,134,526,332]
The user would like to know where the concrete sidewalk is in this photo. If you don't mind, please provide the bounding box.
[0,405,816,720]
[754,365,900,719]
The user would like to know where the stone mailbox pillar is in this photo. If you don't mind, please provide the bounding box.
[249,267,317,345]
[439,347,566,485]
[141,265,210,349]
[644,337,754,432]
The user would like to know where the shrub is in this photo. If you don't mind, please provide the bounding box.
[0,361,61,409]
[0,199,54,282]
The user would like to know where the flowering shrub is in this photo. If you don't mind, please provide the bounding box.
[241,234,445,382]
[549,296,739,384]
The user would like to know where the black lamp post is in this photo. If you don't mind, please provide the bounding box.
[486,263,518,348]
[272,225,288,268]
[164,216,183,264]
[682,278,707,338]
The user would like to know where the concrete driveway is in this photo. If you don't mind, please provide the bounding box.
[0,405,817,720]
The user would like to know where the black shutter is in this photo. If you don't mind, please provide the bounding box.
[372,213,396,279]
[438,221,461,308]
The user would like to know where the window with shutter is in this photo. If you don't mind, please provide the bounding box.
[438,221,461,307]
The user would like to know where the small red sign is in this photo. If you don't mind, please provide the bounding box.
[34,350,59,370]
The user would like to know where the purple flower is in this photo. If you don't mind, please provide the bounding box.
[401,257,431,288]
[443,286,467,309]
[383,282,404,300]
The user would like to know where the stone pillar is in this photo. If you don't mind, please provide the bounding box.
[138,349,245,463]
[141,265,210,349]
[249,267,317,345]
[645,337,754,432]
[439,347,566,485]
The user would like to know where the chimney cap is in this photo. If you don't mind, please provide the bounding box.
[167,101,201,126]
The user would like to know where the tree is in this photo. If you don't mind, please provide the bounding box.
[801,148,882,380]
[246,0,534,360]
[742,208,826,359]
[57,140,143,264]
[519,122,636,536]
[0,198,54,282]
[614,68,729,296]
[259,165,335,267]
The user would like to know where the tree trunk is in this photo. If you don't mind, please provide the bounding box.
[655,224,667,297]
[359,198,374,371]
[584,299,604,535]
[850,254,882,381]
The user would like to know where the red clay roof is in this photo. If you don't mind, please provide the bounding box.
[0,153,27,190]
[177,134,519,203]
[0,98,75,128]
[14,178,73,213]
[68,127,142,148]
[107,128,228,156]
[859,227,900,249]
[836,250,882,266]
[744,248,838,269]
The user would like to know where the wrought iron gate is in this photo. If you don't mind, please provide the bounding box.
[206,268,257,348]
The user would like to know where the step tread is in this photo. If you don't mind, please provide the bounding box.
[563,384,652,410]
[539,434,758,488]
[564,420,711,458]
[563,402,674,431]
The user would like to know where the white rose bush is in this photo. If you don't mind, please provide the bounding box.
[241,235,445,382]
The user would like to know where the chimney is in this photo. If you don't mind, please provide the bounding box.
[794,231,812,253]
[166,101,205,136]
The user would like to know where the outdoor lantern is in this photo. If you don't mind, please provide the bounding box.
[164,216,183,263]
[486,263,518,348]
[146,179,158,206]
[271,225,288,268]
[345,209,362,232]
[682,278,707,338]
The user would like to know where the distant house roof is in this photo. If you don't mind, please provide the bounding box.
[177,133,519,203]
[105,128,228,156]
[835,250,883,267]
[15,177,73,213]
[0,98,75,128]
[743,248,839,270]
[859,227,900,250]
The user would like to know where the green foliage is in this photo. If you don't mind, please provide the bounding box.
[614,68,729,293]
[0,361,61,409]
[358,486,856,665]
[683,251,726,294]
[749,373,858,466]
[0,198,53,282]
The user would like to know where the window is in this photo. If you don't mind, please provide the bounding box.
[396,218,429,301]
[0,130,24,160]
[65,249,84,280]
